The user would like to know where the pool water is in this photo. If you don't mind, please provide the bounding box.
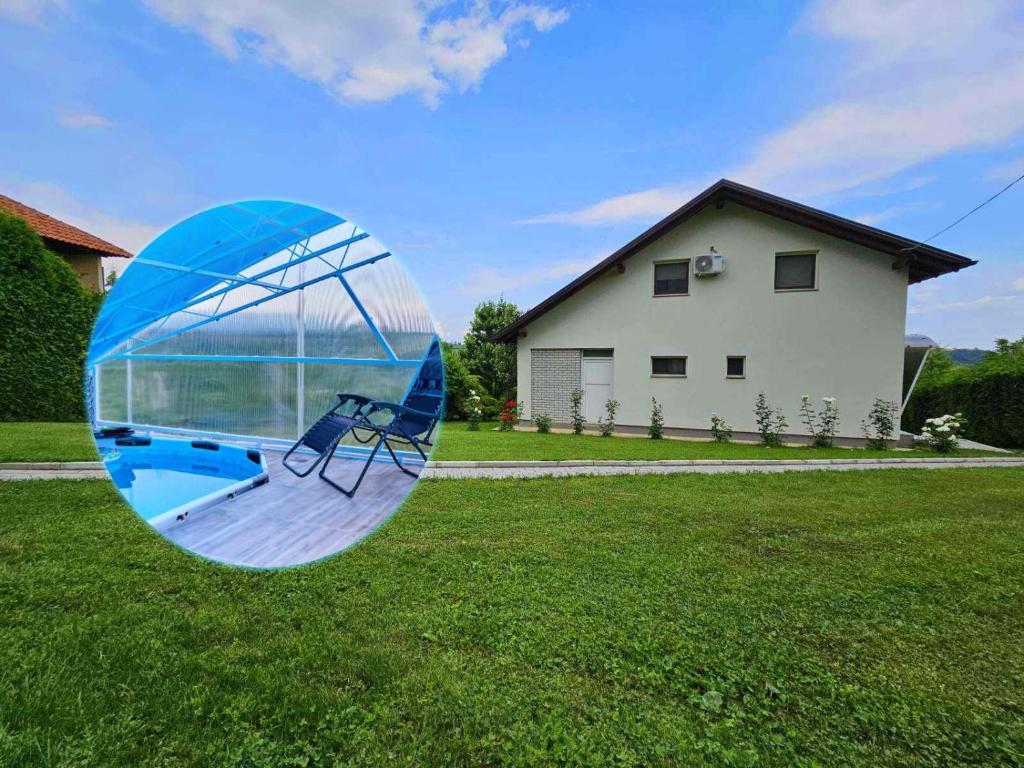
[96,435,268,524]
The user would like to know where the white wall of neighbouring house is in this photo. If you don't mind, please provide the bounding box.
[516,203,910,439]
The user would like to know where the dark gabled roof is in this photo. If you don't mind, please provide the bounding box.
[0,193,133,258]
[493,179,976,343]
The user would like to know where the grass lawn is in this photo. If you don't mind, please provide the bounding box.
[0,422,96,462]
[431,421,1001,461]
[0,421,1005,464]
[2,469,1023,766]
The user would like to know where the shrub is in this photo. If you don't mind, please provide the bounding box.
[442,346,477,421]
[569,388,585,435]
[904,341,1024,449]
[598,399,619,437]
[0,212,100,422]
[920,413,964,453]
[466,390,482,431]
[861,398,898,450]
[800,395,839,448]
[498,399,524,432]
[648,397,664,439]
[534,414,552,434]
[461,299,521,403]
[753,392,787,447]
[710,413,732,443]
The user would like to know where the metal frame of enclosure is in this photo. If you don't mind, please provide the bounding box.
[87,201,440,462]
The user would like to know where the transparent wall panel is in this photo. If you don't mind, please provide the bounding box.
[301,363,414,429]
[139,289,300,358]
[97,359,128,423]
[301,278,389,360]
[342,256,434,361]
[130,360,298,440]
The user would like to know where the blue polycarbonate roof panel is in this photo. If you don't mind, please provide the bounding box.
[90,201,343,362]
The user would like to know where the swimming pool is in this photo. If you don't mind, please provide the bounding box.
[96,434,269,526]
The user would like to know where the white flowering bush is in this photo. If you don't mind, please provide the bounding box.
[800,394,839,448]
[710,413,732,443]
[466,390,482,431]
[920,413,964,453]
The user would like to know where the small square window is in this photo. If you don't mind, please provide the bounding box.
[654,261,689,295]
[726,356,745,378]
[775,253,816,290]
[652,356,687,376]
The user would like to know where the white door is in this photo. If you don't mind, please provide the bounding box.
[582,357,613,423]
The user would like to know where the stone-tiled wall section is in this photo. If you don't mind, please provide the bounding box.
[529,348,581,422]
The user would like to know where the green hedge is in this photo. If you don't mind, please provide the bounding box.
[904,354,1024,449]
[0,212,100,422]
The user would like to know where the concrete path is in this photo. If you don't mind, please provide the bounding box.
[3,456,1023,482]
[0,462,108,481]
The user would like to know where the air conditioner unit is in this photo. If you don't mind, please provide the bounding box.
[693,248,724,277]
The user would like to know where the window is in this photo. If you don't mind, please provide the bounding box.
[726,356,745,378]
[652,356,687,376]
[582,349,614,357]
[775,252,816,290]
[654,260,689,296]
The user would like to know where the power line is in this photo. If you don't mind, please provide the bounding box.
[900,171,1024,254]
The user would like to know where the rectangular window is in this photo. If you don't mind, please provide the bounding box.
[651,356,687,376]
[774,252,816,290]
[726,356,745,378]
[654,260,689,296]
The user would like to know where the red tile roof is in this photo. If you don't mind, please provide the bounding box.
[0,193,133,258]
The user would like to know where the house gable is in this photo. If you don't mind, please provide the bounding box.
[513,202,914,439]
[494,179,975,343]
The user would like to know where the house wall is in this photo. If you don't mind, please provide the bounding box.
[63,252,104,292]
[515,204,909,439]
[530,349,582,423]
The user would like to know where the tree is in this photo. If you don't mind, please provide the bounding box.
[0,212,100,421]
[915,347,958,389]
[441,341,498,421]
[462,299,521,402]
[993,337,1024,357]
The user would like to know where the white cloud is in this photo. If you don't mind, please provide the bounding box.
[144,0,567,107]
[854,201,938,227]
[518,185,700,226]
[0,0,64,23]
[458,255,598,296]
[907,260,1024,345]
[987,156,1024,181]
[3,179,160,255]
[907,293,1019,315]
[525,0,1024,225]
[57,110,112,128]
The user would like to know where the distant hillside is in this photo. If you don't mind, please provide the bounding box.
[948,348,988,365]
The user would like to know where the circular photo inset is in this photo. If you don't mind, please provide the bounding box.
[86,201,442,568]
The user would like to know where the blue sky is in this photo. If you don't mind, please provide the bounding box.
[1,0,1022,347]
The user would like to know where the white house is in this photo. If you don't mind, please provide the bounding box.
[493,180,975,444]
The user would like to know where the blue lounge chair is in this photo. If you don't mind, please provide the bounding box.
[319,341,444,497]
[282,393,374,478]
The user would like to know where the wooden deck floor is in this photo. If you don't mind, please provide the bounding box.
[153,449,417,568]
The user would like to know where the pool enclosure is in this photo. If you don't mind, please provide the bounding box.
[87,201,441,462]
